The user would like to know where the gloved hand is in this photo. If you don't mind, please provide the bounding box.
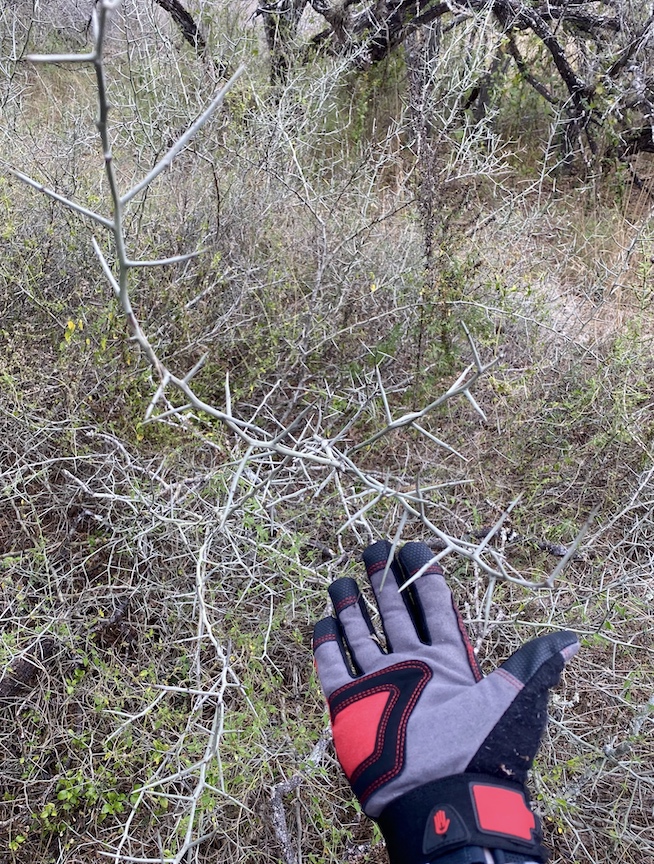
[312,540,579,864]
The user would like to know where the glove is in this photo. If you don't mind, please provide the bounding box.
[312,540,579,864]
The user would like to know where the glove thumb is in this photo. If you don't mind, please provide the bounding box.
[467,630,579,783]
[497,629,579,691]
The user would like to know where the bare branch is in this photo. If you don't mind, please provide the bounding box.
[5,165,114,229]
[121,66,246,206]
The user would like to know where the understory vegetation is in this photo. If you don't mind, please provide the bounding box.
[1,2,653,863]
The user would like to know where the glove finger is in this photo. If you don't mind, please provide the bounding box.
[362,540,424,652]
[396,541,482,684]
[328,578,385,673]
[312,616,356,699]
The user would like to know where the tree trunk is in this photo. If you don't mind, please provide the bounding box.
[261,0,309,86]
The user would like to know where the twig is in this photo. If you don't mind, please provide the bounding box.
[270,729,331,864]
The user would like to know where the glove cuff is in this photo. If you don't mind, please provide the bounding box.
[376,773,548,864]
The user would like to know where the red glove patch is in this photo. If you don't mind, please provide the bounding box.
[327,661,431,804]
[332,689,394,778]
[471,783,537,841]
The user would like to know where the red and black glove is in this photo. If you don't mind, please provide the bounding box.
[312,540,579,864]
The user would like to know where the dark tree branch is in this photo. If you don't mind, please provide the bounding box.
[535,6,620,34]
[614,126,654,158]
[495,1,591,103]
[404,3,452,39]
[308,0,359,43]
[506,33,560,106]
[154,0,207,55]
[364,3,451,63]
[606,13,654,79]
